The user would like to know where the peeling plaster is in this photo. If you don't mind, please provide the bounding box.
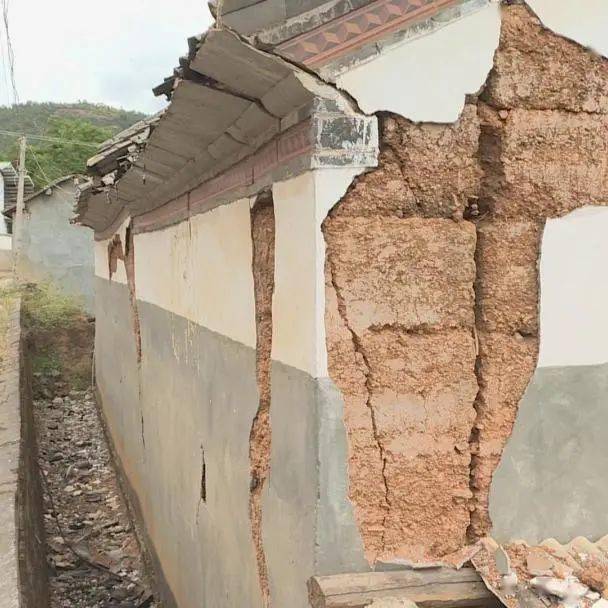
[94,216,130,285]
[271,168,365,378]
[335,2,501,123]
[527,0,608,59]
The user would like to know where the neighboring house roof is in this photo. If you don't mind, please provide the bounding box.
[3,175,81,215]
[0,162,35,211]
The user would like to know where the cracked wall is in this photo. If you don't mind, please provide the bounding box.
[249,195,275,607]
[325,3,608,563]
[324,108,480,562]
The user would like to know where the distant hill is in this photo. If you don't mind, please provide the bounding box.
[0,101,148,161]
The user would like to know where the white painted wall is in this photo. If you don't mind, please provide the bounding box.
[539,206,608,368]
[272,168,362,377]
[527,0,608,59]
[134,198,257,350]
[0,235,12,250]
[336,2,501,123]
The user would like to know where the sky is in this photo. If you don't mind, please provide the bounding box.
[1,0,213,113]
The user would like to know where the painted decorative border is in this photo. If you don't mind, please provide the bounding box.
[276,0,458,66]
[130,120,312,235]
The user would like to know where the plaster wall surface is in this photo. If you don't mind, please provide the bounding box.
[336,2,501,122]
[134,199,257,349]
[19,186,94,311]
[272,168,364,378]
[490,207,608,544]
[537,207,608,369]
[526,0,608,59]
[96,277,264,608]
[0,235,12,250]
[94,175,368,608]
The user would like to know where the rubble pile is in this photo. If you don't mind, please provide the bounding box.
[35,388,159,608]
[472,538,608,608]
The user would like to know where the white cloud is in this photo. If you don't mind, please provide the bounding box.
[4,0,213,112]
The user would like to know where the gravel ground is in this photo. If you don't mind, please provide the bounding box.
[35,386,160,608]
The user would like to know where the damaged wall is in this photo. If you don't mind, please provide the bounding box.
[324,2,608,564]
[95,200,265,608]
[91,1,608,605]
[324,107,481,563]
[94,169,371,608]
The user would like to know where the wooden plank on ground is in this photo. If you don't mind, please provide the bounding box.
[308,567,503,608]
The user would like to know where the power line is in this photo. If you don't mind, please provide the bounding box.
[26,143,81,203]
[1,0,18,104]
[0,129,100,148]
[0,22,11,105]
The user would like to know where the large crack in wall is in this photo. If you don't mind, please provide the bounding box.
[323,107,481,562]
[324,3,608,562]
[249,194,276,606]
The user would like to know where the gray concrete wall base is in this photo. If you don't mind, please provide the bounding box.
[490,363,608,544]
[95,276,368,608]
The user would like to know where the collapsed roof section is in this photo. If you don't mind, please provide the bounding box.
[77,28,377,238]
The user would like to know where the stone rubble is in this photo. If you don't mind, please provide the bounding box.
[35,386,159,608]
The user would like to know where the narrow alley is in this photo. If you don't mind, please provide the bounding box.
[23,285,160,608]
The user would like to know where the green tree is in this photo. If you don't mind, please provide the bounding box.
[25,117,112,188]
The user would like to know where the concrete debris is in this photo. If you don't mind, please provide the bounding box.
[472,538,608,608]
[530,577,588,608]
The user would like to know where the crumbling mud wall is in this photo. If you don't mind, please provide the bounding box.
[324,3,608,563]
[324,107,481,564]
[249,194,276,606]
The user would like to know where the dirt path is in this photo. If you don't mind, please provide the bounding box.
[35,386,159,608]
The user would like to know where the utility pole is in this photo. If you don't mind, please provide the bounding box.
[12,135,26,277]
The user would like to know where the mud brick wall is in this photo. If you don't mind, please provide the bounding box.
[324,4,608,563]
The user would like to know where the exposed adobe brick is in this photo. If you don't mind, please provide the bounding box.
[362,327,477,560]
[382,105,482,219]
[324,216,478,561]
[475,220,544,335]
[323,217,477,335]
[124,226,141,362]
[325,259,388,562]
[330,147,417,218]
[479,105,608,219]
[107,234,124,279]
[483,5,608,113]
